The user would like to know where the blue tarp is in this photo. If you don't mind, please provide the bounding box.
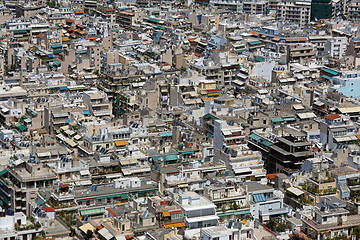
[83,110,90,115]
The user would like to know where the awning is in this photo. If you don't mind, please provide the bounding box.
[120,194,128,199]
[35,198,45,206]
[287,186,304,196]
[321,67,339,76]
[283,117,296,121]
[80,207,105,216]
[53,60,61,66]
[0,169,7,176]
[234,209,251,215]
[165,154,178,161]
[186,215,219,223]
[249,133,261,141]
[51,44,62,48]
[164,222,185,228]
[163,211,171,217]
[233,166,252,174]
[53,49,64,54]
[79,170,90,175]
[14,29,27,34]
[271,118,284,123]
[248,40,262,45]
[83,110,90,115]
[322,75,332,80]
[182,151,194,155]
[17,124,27,132]
[115,140,129,147]
[272,37,280,41]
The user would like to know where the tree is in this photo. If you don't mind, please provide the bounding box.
[86,230,93,239]
[353,226,360,239]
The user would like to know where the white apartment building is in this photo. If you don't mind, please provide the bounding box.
[244,181,289,221]
[178,192,219,229]
[217,144,266,181]
[324,37,348,59]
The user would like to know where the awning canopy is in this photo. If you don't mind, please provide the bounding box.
[0,169,7,176]
[287,186,304,196]
[115,140,129,147]
[164,222,185,228]
[80,207,105,216]
[163,211,171,217]
[79,170,90,175]
[51,44,63,49]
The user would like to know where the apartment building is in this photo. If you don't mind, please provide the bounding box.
[178,192,219,229]
[244,181,289,221]
[319,113,358,150]
[268,128,313,174]
[277,0,311,27]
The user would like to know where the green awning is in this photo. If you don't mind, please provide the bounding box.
[234,209,251,215]
[249,133,262,141]
[111,29,119,33]
[147,18,160,23]
[80,207,105,216]
[17,124,27,132]
[283,117,296,121]
[120,194,128,199]
[118,34,123,37]
[181,46,189,50]
[53,60,61,66]
[262,140,272,147]
[322,75,332,80]
[217,212,234,217]
[51,44,62,49]
[35,198,45,206]
[182,151,194,155]
[354,11,358,15]
[0,169,7,176]
[76,50,87,54]
[321,68,339,76]
[153,155,178,161]
[14,30,28,34]
[248,40,262,45]
[203,113,219,120]
[271,118,284,123]
[53,49,64,54]
[236,49,248,53]
[255,57,265,62]
[165,155,178,161]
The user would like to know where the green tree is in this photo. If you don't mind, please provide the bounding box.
[86,229,93,239]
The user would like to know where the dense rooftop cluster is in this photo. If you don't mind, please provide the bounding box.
[1,0,360,240]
